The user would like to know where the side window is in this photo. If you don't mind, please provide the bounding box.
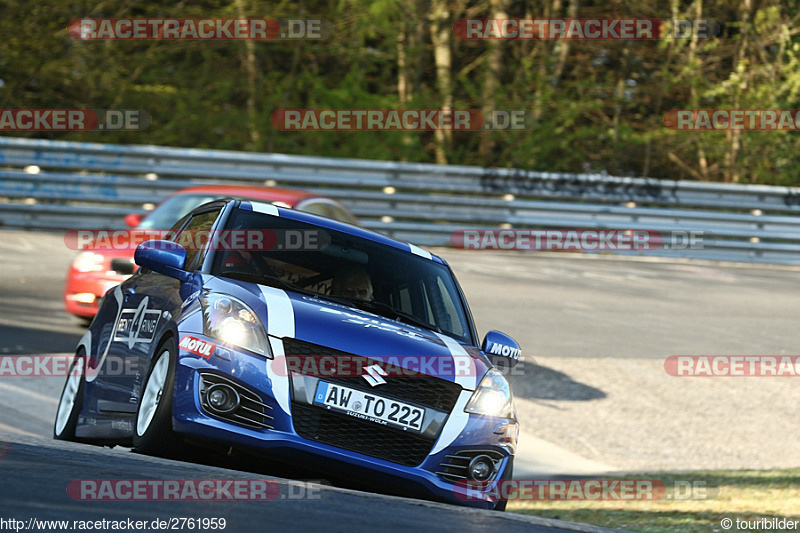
[173,209,221,271]
[163,213,191,242]
[420,276,463,337]
[436,277,465,337]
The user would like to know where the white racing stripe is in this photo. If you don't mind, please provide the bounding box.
[250,202,280,217]
[428,332,479,456]
[77,330,92,361]
[259,286,295,338]
[267,337,291,415]
[408,244,432,260]
[259,286,295,415]
[434,332,477,390]
[429,390,471,456]
[87,286,123,383]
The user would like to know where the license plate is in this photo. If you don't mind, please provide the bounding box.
[313,381,425,433]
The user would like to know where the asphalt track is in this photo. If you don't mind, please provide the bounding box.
[0,228,797,532]
[0,433,606,533]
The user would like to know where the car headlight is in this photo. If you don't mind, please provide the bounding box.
[465,369,515,418]
[72,252,106,273]
[200,293,271,358]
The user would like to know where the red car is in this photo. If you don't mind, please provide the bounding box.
[64,185,358,319]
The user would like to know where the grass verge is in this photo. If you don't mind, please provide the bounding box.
[507,468,800,532]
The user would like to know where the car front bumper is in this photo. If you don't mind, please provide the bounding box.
[171,336,517,509]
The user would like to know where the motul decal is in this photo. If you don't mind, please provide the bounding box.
[179,336,215,359]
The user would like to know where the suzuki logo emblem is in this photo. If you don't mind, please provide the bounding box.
[363,364,387,387]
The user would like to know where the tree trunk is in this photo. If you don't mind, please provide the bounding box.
[479,0,509,159]
[687,0,709,180]
[235,0,260,150]
[428,0,453,164]
[725,0,752,183]
[551,0,578,86]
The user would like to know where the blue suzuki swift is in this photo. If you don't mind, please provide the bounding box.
[54,199,521,510]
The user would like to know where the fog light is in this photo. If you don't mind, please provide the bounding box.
[206,384,239,414]
[468,455,495,481]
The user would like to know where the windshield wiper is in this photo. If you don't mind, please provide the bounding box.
[333,296,443,333]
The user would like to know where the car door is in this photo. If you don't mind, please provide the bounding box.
[91,206,222,416]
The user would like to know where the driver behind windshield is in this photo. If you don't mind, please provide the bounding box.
[331,267,373,301]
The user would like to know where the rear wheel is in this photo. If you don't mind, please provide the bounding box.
[54,352,86,441]
[133,337,180,456]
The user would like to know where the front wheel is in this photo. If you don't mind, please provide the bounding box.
[54,352,86,441]
[133,337,179,456]
[493,457,514,512]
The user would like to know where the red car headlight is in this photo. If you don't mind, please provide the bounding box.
[72,252,106,273]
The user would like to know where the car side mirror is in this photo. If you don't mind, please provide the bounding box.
[481,330,521,368]
[124,212,144,228]
[134,240,191,282]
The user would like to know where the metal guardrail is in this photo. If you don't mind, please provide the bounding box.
[0,136,798,264]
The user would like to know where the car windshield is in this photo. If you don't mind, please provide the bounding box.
[139,194,223,229]
[212,207,474,344]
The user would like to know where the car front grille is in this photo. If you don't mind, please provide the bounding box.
[283,337,465,467]
[198,373,274,430]
[291,402,434,467]
[282,337,462,412]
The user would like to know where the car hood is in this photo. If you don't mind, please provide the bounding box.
[204,278,489,391]
[285,293,486,390]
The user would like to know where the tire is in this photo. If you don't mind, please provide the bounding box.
[493,457,514,512]
[133,336,180,456]
[54,351,86,441]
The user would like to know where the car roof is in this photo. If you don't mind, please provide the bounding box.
[236,200,444,264]
[172,184,318,206]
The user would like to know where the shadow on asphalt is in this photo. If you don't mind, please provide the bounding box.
[0,324,84,354]
[507,361,606,402]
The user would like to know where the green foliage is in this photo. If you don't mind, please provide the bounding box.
[0,0,797,184]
